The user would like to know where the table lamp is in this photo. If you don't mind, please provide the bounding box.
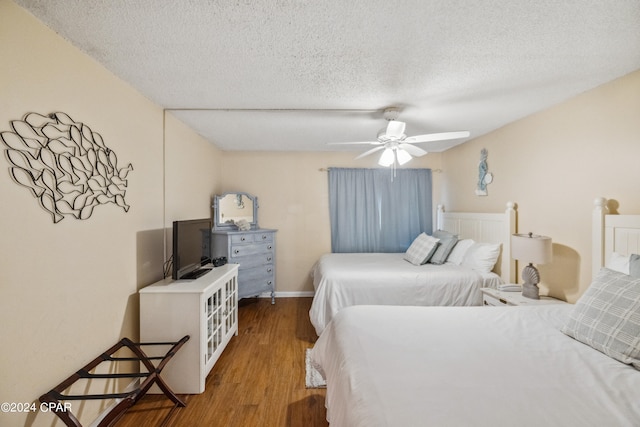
[511,232,552,299]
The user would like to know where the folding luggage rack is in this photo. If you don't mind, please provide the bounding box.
[39,335,189,427]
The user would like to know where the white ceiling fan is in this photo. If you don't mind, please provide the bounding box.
[329,108,470,167]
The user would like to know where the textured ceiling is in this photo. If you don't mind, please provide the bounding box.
[13,0,640,154]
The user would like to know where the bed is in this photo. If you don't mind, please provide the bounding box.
[309,202,517,335]
[310,197,640,426]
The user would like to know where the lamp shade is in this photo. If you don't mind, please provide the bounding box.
[511,233,552,265]
[396,148,412,165]
[378,148,395,166]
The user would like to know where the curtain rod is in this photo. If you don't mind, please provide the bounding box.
[318,168,442,173]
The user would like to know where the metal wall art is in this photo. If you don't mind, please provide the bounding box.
[0,112,133,223]
[475,148,493,196]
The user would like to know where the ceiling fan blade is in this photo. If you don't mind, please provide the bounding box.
[385,121,406,138]
[327,141,381,145]
[398,143,428,157]
[354,146,385,160]
[404,131,470,143]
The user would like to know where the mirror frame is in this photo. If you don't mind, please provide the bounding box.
[212,191,259,230]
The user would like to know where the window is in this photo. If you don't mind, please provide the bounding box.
[328,168,433,252]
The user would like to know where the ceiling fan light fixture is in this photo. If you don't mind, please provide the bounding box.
[328,107,470,164]
[378,148,395,167]
[396,148,412,165]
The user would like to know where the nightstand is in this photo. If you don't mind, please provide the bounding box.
[481,287,568,306]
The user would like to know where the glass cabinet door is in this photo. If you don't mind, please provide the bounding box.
[224,275,238,334]
[205,288,223,364]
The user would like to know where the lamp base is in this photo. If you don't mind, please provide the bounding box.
[522,282,540,299]
[521,264,540,300]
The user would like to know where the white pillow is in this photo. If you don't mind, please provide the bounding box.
[461,242,501,273]
[606,252,630,275]
[445,239,475,265]
[404,233,440,266]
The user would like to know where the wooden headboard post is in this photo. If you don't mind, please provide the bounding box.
[592,197,640,280]
[592,197,608,278]
[505,201,517,283]
[436,202,517,283]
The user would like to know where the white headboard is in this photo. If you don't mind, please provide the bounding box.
[593,197,640,278]
[436,202,517,283]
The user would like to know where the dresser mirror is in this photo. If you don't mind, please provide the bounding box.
[213,192,258,229]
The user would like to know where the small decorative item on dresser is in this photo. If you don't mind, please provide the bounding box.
[511,232,552,299]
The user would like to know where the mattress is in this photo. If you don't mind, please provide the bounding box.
[310,304,640,427]
[309,253,501,335]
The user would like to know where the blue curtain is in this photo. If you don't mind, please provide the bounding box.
[329,168,433,253]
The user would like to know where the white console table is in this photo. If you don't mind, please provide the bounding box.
[139,264,239,394]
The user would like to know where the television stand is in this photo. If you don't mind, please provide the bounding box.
[140,264,239,393]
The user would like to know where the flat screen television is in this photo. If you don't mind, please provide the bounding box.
[172,218,212,280]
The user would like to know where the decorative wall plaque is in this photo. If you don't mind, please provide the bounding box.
[475,148,492,196]
[0,112,133,223]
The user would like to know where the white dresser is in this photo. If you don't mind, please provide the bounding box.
[211,229,276,303]
[139,264,239,394]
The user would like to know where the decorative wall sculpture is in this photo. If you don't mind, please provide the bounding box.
[475,148,492,196]
[0,112,133,223]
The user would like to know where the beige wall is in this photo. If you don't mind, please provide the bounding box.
[0,2,221,426]
[441,69,640,302]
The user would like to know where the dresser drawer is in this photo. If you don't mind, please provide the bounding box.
[229,232,274,245]
[230,234,254,244]
[483,293,504,306]
[238,272,275,299]
[239,265,275,282]
[255,232,273,243]
[234,254,274,269]
[229,242,274,258]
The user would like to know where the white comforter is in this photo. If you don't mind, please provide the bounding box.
[311,305,640,427]
[309,253,501,335]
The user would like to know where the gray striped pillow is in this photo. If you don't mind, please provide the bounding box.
[429,231,459,265]
[562,268,640,369]
[404,233,440,265]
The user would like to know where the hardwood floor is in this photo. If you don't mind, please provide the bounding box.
[116,297,328,427]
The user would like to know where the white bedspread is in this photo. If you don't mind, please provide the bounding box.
[311,305,640,427]
[309,253,501,335]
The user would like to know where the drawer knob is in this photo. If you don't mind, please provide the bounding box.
[267,257,272,261]
[262,235,267,239]
[234,249,240,255]
[241,236,246,241]
[267,245,272,250]
[267,268,272,273]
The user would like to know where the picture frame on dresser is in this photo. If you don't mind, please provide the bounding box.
[212,192,277,303]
